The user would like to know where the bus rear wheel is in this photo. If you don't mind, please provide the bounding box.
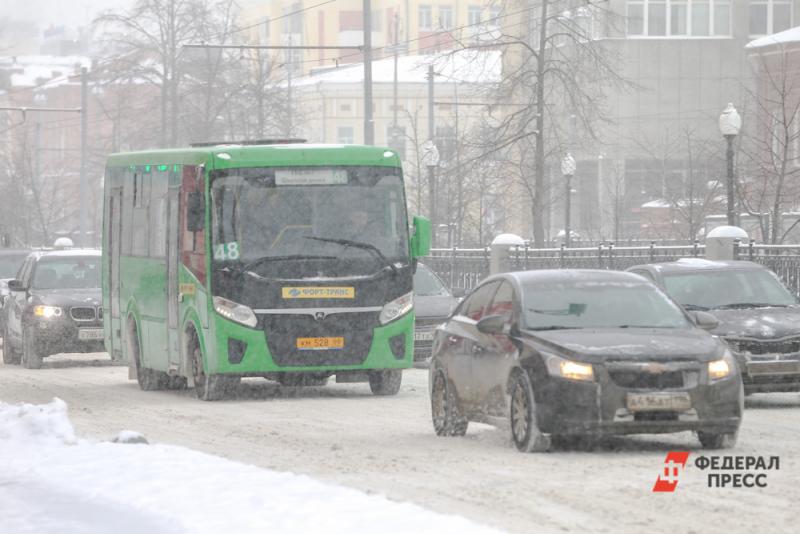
[368,369,402,396]
[188,331,239,401]
[128,319,167,391]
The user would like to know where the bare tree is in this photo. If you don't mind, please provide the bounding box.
[739,47,800,244]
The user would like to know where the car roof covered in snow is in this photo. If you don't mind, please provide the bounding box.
[628,258,766,274]
[29,248,100,260]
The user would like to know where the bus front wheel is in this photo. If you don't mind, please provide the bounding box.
[368,369,402,396]
[188,330,239,401]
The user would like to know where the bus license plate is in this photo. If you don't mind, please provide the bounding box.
[296,337,344,350]
[78,328,104,341]
[627,392,691,412]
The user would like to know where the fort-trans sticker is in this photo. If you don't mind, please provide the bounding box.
[282,287,355,299]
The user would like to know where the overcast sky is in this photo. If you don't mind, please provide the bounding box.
[1,0,131,29]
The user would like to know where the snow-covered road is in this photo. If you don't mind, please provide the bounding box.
[1,353,798,533]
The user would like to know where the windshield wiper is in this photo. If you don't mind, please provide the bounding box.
[302,236,398,276]
[681,303,709,311]
[617,325,675,329]
[714,302,790,310]
[221,255,337,276]
[526,326,582,331]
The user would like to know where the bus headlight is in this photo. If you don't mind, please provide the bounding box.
[213,296,257,328]
[379,291,413,325]
[709,350,737,381]
[33,305,62,319]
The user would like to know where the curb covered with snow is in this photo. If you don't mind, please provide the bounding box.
[0,399,498,534]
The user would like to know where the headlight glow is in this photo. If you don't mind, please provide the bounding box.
[33,305,62,318]
[213,296,257,328]
[379,291,413,325]
[545,353,595,382]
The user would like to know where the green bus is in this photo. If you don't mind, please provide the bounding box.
[102,142,431,400]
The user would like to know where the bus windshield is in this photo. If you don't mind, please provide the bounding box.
[210,166,409,277]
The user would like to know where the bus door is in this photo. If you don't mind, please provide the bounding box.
[108,186,123,359]
[166,186,181,371]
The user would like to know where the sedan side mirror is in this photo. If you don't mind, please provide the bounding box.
[476,314,507,335]
[691,311,719,331]
[7,279,26,292]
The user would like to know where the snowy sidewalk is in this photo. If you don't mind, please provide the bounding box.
[0,399,497,534]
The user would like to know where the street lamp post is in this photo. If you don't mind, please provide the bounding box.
[561,152,576,247]
[422,140,440,246]
[719,103,742,227]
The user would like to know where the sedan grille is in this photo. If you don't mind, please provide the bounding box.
[608,370,685,389]
[70,307,97,321]
[726,337,800,355]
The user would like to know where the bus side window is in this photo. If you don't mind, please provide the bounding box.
[181,165,206,284]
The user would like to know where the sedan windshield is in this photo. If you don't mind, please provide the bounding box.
[663,269,797,309]
[32,257,100,290]
[522,281,690,330]
[211,166,409,277]
[414,265,450,297]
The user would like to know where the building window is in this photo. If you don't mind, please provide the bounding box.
[439,6,454,29]
[337,126,354,144]
[627,0,731,37]
[468,5,482,26]
[750,1,793,36]
[419,5,432,30]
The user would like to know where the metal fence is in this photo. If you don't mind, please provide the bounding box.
[425,240,800,296]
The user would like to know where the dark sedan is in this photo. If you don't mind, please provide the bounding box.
[629,259,800,394]
[413,263,461,361]
[3,249,103,368]
[429,270,743,452]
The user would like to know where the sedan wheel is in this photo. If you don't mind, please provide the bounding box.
[431,370,468,436]
[510,371,550,452]
[21,326,43,370]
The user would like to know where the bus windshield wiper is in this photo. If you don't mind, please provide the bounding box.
[221,255,337,276]
[302,236,398,276]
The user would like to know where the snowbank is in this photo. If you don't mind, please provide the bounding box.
[0,399,496,534]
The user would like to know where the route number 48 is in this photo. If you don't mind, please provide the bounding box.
[214,242,240,260]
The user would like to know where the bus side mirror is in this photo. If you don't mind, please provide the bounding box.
[7,279,26,292]
[187,192,205,232]
[410,216,431,258]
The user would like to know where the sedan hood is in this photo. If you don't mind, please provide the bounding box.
[415,294,457,320]
[31,288,101,307]
[710,307,800,339]
[523,328,723,364]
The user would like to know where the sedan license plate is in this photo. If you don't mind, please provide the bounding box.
[626,392,691,412]
[296,337,344,350]
[414,330,434,342]
[78,328,104,341]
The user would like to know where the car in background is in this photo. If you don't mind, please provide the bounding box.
[2,249,102,368]
[628,259,800,395]
[0,249,33,331]
[429,270,743,452]
[413,263,462,361]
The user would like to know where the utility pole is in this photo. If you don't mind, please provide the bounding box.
[287,35,293,137]
[391,12,399,150]
[363,0,374,145]
[427,64,436,242]
[79,66,88,247]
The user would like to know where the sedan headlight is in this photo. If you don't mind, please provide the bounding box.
[708,350,737,381]
[545,353,595,382]
[33,305,63,318]
[213,296,257,328]
[379,291,413,325]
